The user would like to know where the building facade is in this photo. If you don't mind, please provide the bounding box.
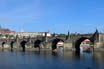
[15,31,51,38]
[0,26,51,39]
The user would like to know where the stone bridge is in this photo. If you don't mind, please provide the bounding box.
[0,29,104,51]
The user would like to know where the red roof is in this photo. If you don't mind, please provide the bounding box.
[0,31,16,33]
[0,31,50,34]
[17,32,49,33]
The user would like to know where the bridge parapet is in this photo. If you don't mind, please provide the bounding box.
[0,30,103,51]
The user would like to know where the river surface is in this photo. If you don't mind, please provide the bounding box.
[0,49,103,69]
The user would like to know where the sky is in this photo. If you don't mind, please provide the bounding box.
[0,0,104,34]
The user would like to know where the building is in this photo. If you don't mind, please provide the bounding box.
[16,31,51,38]
[0,31,51,39]
[15,30,51,39]
[81,39,90,45]
[0,26,15,39]
[0,31,16,35]
[0,26,51,39]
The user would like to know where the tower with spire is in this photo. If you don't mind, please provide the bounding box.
[66,31,70,40]
[94,28,99,42]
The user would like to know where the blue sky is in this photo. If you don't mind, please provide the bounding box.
[0,0,104,34]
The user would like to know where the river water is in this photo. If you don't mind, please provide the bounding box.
[0,49,103,69]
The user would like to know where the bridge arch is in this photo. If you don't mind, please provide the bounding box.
[2,41,6,48]
[52,38,64,50]
[10,41,15,49]
[34,40,42,48]
[20,40,27,51]
[75,37,93,52]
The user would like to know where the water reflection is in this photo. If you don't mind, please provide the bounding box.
[52,51,58,56]
[0,48,103,69]
[11,49,13,52]
[74,51,80,59]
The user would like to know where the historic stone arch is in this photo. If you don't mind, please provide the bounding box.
[75,37,93,51]
[34,40,42,48]
[52,38,64,50]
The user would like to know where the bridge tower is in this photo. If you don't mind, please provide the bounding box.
[45,32,48,43]
[66,31,70,40]
[94,29,99,43]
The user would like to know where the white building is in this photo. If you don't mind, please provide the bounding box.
[15,30,51,38]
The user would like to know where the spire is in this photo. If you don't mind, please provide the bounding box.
[66,31,70,40]
[96,28,99,34]
[68,31,70,36]
[52,32,56,37]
